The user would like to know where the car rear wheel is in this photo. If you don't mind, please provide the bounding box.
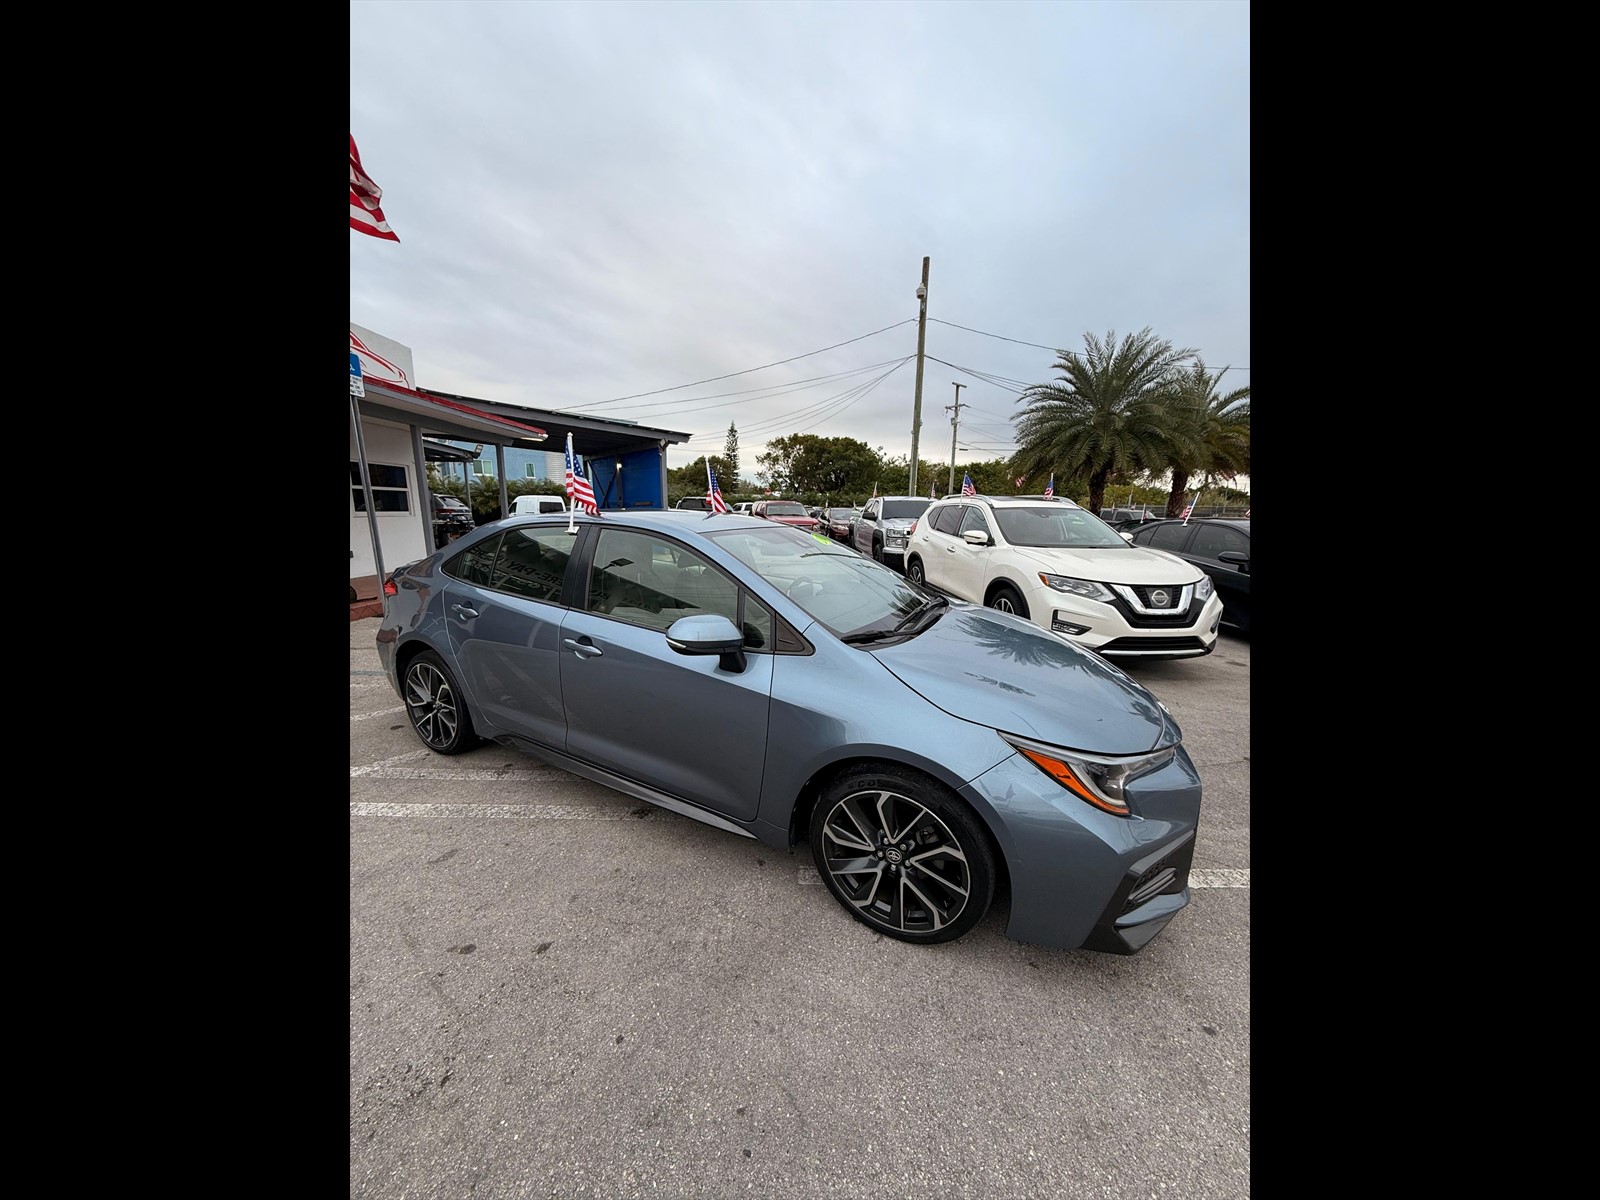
[402,650,481,755]
[809,765,995,944]
[906,556,926,585]
[988,584,1028,619]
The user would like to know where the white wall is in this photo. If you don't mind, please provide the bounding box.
[351,418,429,584]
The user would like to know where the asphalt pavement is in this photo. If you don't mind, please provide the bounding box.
[350,615,1250,1199]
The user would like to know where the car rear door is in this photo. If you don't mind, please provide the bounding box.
[441,528,575,749]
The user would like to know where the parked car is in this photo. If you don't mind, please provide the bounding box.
[752,499,822,531]
[732,502,754,514]
[852,496,934,566]
[1126,517,1250,633]
[512,495,568,516]
[825,507,862,543]
[903,495,1225,659]
[674,496,713,511]
[1100,508,1164,531]
[377,510,1203,952]
[430,494,475,542]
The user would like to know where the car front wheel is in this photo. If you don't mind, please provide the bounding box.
[402,649,481,755]
[809,765,996,944]
[906,556,926,585]
[988,584,1028,619]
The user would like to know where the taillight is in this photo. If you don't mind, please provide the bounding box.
[908,520,918,534]
[383,576,398,597]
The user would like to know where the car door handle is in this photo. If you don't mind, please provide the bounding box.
[947,546,958,553]
[563,637,603,659]
[451,603,479,619]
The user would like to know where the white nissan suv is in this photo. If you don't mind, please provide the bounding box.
[903,495,1225,659]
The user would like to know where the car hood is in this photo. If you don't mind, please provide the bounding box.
[870,606,1180,754]
[880,518,916,532]
[1008,544,1200,584]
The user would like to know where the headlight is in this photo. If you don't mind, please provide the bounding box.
[1038,573,1114,602]
[1002,734,1177,818]
[1195,574,1214,600]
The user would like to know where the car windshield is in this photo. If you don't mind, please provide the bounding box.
[993,506,1130,548]
[828,509,857,519]
[765,502,808,516]
[706,524,937,640]
[881,499,932,520]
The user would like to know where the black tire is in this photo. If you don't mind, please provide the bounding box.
[401,649,481,755]
[906,556,926,585]
[988,583,1028,619]
[872,539,884,563]
[809,764,996,945]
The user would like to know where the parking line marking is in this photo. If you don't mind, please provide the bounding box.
[349,749,433,775]
[351,706,406,723]
[351,801,628,820]
[1189,869,1249,887]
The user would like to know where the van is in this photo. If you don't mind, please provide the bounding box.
[512,495,568,516]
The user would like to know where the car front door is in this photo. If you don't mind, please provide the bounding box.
[945,505,997,600]
[557,526,773,822]
[855,501,879,555]
[441,528,574,749]
[1186,523,1250,623]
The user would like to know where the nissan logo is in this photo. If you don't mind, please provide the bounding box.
[1151,589,1170,606]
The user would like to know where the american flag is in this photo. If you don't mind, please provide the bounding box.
[706,461,730,513]
[565,434,598,514]
[961,472,975,496]
[1180,495,1196,522]
[1014,473,1026,488]
[350,136,400,242]
[930,483,937,499]
[1042,474,1054,499]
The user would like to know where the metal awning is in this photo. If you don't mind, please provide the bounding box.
[357,379,549,446]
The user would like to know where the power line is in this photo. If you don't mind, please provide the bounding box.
[928,318,1249,372]
[556,319,917,412]
[585,358,913,420]
[684,359,912,442]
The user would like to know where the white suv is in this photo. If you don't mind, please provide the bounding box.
[903,495,1225,659]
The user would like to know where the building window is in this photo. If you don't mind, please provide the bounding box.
[351,461,411,513]
[475,459,493,477]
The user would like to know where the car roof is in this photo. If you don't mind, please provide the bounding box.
[937,494,1083,510]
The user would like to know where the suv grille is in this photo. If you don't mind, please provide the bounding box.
[1127,584,1186,610]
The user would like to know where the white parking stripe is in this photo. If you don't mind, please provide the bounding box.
[351,801,629,820]
[350,766,573,782]
[1189,869,1249,888]
[350,706,406,723]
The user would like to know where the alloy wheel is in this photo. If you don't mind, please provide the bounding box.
[404,660,460,750]
[818,788,971,935]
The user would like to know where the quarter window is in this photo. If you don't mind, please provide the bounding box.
[443,534,503,587]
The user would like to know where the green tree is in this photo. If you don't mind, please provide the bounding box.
[1159,362,1250,517]
[666,455,735,504]
[757,435,882,496]
[723,423,740,484]
[1013,328,1196,514]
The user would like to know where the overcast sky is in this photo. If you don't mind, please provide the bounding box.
[350,0,1249,481]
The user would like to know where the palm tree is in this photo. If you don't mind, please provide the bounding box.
[1160,362,1250,517]
[1014,329,1197,514]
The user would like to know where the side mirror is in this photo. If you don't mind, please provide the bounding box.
[961,530,991,546]
[1217,551,1250,574]
[666,614,747,673]
[1120,531,1135,543]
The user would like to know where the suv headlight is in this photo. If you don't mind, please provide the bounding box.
[1002,733,1177,818]
[1038,573,1114,602]
[1194,574,1214,600]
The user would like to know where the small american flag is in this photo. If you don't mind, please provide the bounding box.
[1014,473,1026,488]
[565,434,599,514]
[961,472,975,496]
[930,483,937,499]
[1042,474,1054,499]
[1180,494,1196,522]
[350,135,399,242]
[706,461,730,513]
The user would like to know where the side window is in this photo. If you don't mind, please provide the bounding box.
[443,534,503,587]
[586,528,740,636]
[1190,526,1248,560]
[863,503,878,522]
[740,593,773,649]
[489,527,573,603]
[1143,523,1192,551]
[932,504,964,536]
[958,506,992,539]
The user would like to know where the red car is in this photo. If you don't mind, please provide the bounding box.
[752,499,821,531]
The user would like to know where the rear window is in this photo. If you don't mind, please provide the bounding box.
[881,499,932,519]
[765,502,807,516]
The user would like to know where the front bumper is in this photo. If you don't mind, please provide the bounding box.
[959,747,1202,953]
[1022,581,1225,659]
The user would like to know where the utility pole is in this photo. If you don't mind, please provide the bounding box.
[947,381,966,494]
[908,256,929,497]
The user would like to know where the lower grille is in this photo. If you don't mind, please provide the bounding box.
[1097,636,1209,654]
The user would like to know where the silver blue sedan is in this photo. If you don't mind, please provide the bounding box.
[376,510,1202,953]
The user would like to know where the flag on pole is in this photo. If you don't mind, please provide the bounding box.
[1180,494,1196,523]
[350,136,399,242]
[1014,473,1027,488]
[565,434,599,514]
[871,483,878,499]
[1042,474,1054,499]
[1244,508,1250,518]
[706,460,730,513]
[1141,503,1149,520]
[930,483,937,499]
[961,472,975,496]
